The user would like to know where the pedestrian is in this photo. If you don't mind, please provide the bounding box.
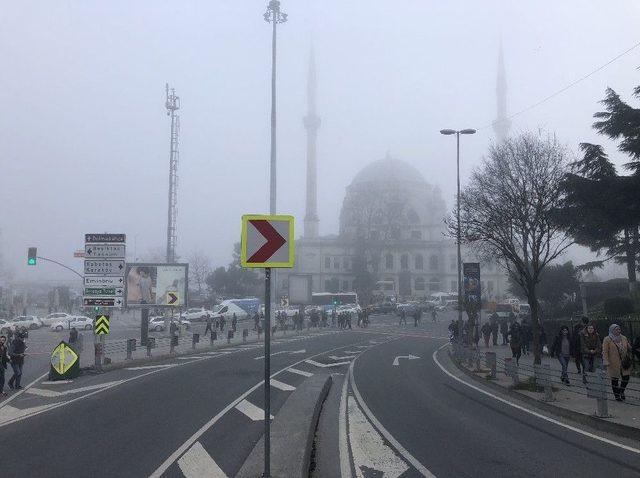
[431,308,438,323]
[573,317,589,374]
[8,331,27,390]
[481,322,492,348]
[204,315,213,337]
[602,324,632,401]
[399,308,406,326]
[413,310,419,328]
[580,324,602,381]
[253,312,260,331]
[550,325,574,385]
[508,322,522,366]
[490,314,499,346]
[69,327,78,344]
[0,335,9,396]
[347,311,352,330]
[331,308,337,327]
[231,314,238,333]
[520,318,531,355]
[499,317,509,345]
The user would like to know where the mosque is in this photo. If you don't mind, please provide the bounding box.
[276,48,511,303]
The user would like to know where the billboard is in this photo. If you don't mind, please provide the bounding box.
[463,262,481,313]
[124,263,188,308]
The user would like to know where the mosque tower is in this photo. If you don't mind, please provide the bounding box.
[493,42,511,142]
[303,46,321,238]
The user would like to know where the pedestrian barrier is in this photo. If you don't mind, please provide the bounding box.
[585,370,610,417]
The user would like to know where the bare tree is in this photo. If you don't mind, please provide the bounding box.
[450,132,573,364]
[188,250,212,293]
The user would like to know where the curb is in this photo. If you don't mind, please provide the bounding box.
[443,348,640,442]
[237,374,333,478]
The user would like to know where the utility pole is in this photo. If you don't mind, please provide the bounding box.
[263,2,287,477]
[165,84,180,264]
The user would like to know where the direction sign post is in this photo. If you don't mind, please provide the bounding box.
[240,214,294,478]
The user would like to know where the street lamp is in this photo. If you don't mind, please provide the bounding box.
[263,3,287,478]
[440,128,476,343]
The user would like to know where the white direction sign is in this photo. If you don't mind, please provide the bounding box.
[84,259,125,276]
[85,244,125,258]
[84,276,125,287]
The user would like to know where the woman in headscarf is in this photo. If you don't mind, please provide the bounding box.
[602,324,632,401]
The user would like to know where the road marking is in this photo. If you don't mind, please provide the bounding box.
[41,380,73,385]
[0,403,58,425]
[392,354,420,366]
[350,359,435,477]
[126,364,177,371]
[305,359,352,368]
[432,344,640,456]
[253,349,306,360]
[329,355,358,360]
[178,441,228,478]
[175,357,205,361]
[343,350,361,354]
[348,393,409,477]
[270,379,296,391]
[27,380,124,398]
[0,371,49,411]
[339,373,351,478]
[235,399,273,421]
[287,367,313,377]
[149,339,381,478]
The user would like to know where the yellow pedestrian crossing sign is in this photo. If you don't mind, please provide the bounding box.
[95,314,110,335]
[50,341,80,380]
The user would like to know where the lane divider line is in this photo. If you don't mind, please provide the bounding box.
[287,367,313,378]
[350,344,436,477]
[270,379,296,392]
[432,344,640,456]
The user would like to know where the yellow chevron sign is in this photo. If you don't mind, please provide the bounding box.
[50,342,79,375]
[95,314,110,335]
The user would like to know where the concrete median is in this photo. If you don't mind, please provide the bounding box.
[237,374,333,478]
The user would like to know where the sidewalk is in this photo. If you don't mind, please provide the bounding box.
[455,343,640,433]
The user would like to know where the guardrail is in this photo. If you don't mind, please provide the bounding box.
[450,343,640,418]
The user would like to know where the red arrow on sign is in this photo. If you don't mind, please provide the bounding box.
[248,220,286,263]
[168,292,178,305]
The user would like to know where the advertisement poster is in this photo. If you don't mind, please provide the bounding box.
[125,263,188,307]
[463,262,481,312]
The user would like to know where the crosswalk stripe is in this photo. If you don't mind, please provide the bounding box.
[286,367,313,377]
[178,441,228,478]
[270,379,296,391]
[235,399,273,421]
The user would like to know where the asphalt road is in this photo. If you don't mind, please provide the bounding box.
[351,327,640,477]
[0,327,383,477]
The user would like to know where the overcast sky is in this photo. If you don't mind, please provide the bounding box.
[2,1,639,283]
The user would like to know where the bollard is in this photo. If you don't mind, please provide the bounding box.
[126,338,136,360]
[94,342,103,369]
[504,357,519,384]
[192,333,200,350]
[242,329,248,343]
[227,330,233,344]
[534,363,554,401]
[586,370,610,417]
[486,352,497,379]
[146,337,156,357]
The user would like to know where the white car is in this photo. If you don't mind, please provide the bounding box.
[41,312,75,326]
[181,307,213,322]
[10,316,42,330]
[148,316,191,332]
[50,316,93,332]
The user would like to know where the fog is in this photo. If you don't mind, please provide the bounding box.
[2,1,639,283]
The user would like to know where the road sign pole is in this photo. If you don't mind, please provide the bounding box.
[141,308,149,346]
[264,267,272,478]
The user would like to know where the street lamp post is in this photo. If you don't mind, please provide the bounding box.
[263,2,287,478]
[440,128,476,344]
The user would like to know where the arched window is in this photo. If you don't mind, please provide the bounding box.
[385,254,394,270]
[400,254,409,270]
[414,254,424,270]
[429,255,439,270]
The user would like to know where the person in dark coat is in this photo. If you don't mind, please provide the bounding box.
[0,335,9,396]
[69,327,78,344]
[573,316,589,374]
[231,314,238,333]
[550,325,574,385]
[481,322,492,348]
[499,317,509,345]
[508,322,523,366]
[7,332,27,390]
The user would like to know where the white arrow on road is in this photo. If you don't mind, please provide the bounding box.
[392,354,420,366]
[253,349,306,360]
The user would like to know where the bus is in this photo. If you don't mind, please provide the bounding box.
[312,292,358,307]
[373,280,396,299]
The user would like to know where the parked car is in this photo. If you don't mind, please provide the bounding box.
[148,316,191,332]
[50,316,93,332]
[11,316,43,330]
[41,312,75,326]
[180,307,213,322]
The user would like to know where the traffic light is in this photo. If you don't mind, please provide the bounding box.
[27,247,37,266]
